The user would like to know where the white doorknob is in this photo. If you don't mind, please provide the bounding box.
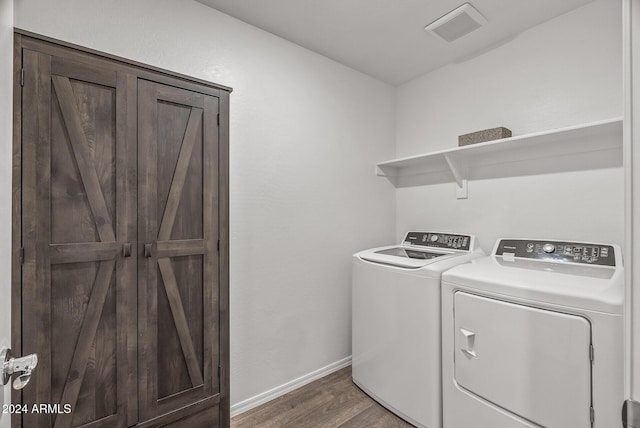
[1,348,38,390]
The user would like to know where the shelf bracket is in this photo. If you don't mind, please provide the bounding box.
[443,154,464,186]
[375,165,399,186]
[443,154,468,199]
[375,165,387,176]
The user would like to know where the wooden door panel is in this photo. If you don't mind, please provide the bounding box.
[69,268,118,425]
[51,75,116,244]
[156,101,192,237]
[157,255,205,399]
[21,50,136,428]
[157,103,204,241]
[50,261,117,423]
[138,80,219,421]
[50,79,116,244]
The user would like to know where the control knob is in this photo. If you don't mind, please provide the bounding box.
[430,235,439,242]
[542,243,556,254]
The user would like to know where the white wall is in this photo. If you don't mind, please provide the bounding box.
[0,0,12,426]
[395,0,623,253]
[15,0,396,407]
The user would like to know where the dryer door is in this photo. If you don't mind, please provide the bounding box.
[453,292,592,428]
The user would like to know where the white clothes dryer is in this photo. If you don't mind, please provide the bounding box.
[352,231,484,428]
[441,238,624,428]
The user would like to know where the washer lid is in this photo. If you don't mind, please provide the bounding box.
[359,246,447,269]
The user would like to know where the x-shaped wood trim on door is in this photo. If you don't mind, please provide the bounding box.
[156,106,205,388]
[51,75,118,428]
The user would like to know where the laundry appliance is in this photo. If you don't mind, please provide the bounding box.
[441,238,624,428]
[352,231,483,428]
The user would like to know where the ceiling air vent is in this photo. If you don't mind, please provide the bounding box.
[425,3,487,43]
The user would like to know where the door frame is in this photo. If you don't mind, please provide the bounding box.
[11,30,231,428]
[624,0,640,423]
[624,0,636,399]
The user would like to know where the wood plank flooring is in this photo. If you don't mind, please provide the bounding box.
[231,366,414,428]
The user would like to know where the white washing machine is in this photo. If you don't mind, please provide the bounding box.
[441,238,624,428]
[352,231,484,428]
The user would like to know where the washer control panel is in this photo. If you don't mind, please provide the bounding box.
[403,232,471,251]
[496,239,615,266]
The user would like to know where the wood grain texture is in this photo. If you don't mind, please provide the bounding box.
[138,79,220,422]
[218,90,230,428]
[51,56,117,88]
[111,69,137,428]
[49,242,119,264]
[156,239,205,258]
[157,257,204,387]
[231,367,413,428]
[50,78,116,246]
[11,32,23,428]
[21,48,53,428]
[53,258,115,427]
[51,75,116,243]
[136,396,220,428]
[119,71,140,428]
[156,86,205,109]
[157,107,202,241]
[137,78,159,421]
[20,46,131,428]
[52,60,126,428]
[203,94,220,397]
[15,34,230,428]
[160,402,220,428]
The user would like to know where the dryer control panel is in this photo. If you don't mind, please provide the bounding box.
[496,239,615,266]
[403,232,471,251]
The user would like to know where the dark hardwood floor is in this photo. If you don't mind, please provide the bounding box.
[231,366,414,428]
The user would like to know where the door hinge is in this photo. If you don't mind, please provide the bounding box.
[590,406,595,426]
[589,344,594,362]
[217,239,220,252]
[217,113,220,126]
[20,68,24,87]
[19,247,24,264]
[218,365,221,379]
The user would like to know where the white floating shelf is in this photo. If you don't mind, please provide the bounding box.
[377,118,623,191]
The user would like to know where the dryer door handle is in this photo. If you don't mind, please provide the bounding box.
[460,328,477,359]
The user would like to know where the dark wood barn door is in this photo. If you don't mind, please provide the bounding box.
[137,80,220,420]
[20,49,137,428]
[15,33,230,428]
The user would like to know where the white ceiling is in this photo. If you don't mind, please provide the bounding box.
[195,0,596,85]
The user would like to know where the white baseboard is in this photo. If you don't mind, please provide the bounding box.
[230,355,352,418]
